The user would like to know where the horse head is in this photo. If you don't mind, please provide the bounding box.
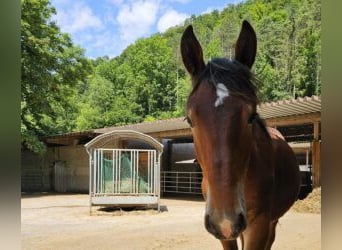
[181,20,259,241]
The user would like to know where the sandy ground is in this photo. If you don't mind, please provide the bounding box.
[21,194,320,250]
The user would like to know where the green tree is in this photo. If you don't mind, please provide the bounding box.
[76,75,141,130]
[119,35,179,118]
[296,0,321,96]
[21,0,91,153]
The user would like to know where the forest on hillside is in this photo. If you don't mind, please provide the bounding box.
[21,0,321,153]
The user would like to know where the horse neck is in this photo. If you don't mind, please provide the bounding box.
[249,122,274,169]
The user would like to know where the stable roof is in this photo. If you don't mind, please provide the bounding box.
[95,95,321,135]
[44,95,321,145]
[258,96,321,119]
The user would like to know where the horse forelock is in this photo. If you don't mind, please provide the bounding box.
[188,57,270,139]
[190,58,259,107]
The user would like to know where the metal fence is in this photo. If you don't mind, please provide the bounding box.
[161,171,202,195]
[89,148,160,207]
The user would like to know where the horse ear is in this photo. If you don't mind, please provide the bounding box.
[235,20,257,68]
[181,25,205,76]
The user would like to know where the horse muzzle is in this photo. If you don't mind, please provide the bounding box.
[204,212,247,240]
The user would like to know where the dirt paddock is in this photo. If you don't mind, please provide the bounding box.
[21,193,320,250]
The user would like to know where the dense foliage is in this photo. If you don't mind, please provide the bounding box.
[21,0,91,152]
[21,0,321,153]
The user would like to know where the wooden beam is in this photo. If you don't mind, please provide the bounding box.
[147,128,192,139]
[314,121,320,140]
[265,112,321,127]
[45,138,76,146]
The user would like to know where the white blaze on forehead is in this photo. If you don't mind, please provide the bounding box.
[215,83,229,107]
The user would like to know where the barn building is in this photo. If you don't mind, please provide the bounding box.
[21,96,321,197]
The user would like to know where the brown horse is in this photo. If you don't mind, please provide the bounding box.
[180,21,300,250]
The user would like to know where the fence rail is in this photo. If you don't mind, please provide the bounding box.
[161,171,202,195]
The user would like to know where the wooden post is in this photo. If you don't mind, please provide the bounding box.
[312,122,321,187]
[314,121,319,140]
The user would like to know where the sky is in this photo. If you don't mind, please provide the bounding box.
[50,0,244,59]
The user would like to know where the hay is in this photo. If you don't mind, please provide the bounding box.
[291,187,321,214]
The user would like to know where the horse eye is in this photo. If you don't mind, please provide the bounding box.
[184,116,193,127]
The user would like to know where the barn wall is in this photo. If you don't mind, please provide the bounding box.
[21,145,89,193]
[53,145,89,193]
[21,149,54,192]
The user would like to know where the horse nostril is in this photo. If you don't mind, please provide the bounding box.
[204,214,214,232]
[236,212,247,232]
[204,214,210,229]
[205,214,221,238]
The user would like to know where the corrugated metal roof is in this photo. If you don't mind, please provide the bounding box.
[257,96,321,119]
